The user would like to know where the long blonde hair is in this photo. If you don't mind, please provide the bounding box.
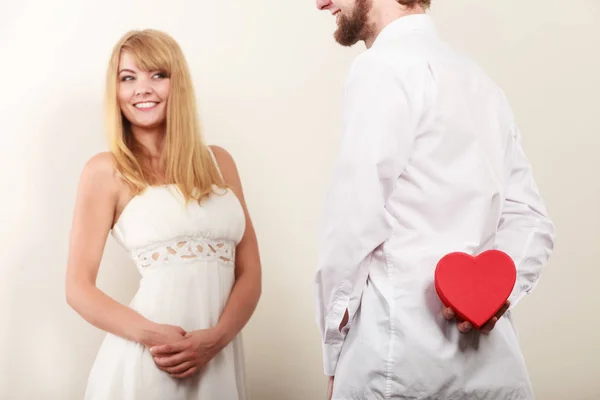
[105,29,225,203]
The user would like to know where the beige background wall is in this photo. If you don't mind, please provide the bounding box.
[0,0,598,398]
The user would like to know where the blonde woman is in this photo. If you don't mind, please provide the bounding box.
[65,29,261,399]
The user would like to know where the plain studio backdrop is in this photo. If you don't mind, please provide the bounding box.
[0,0,598,399]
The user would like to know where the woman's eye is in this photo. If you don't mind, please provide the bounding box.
[121,76,134,82]
[153,72,167,79]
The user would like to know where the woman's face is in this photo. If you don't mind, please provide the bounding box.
[117,50,171,131]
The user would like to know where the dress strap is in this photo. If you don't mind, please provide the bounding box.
[207,145,224,182]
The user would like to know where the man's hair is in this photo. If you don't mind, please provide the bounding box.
[398,0,431,10]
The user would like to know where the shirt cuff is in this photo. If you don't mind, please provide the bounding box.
[321,296,348,376]
[322,341,344,376]
[507,277,540,311]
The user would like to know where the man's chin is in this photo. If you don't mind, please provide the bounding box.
[334,30,360,47]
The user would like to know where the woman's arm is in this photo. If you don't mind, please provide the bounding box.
[149,146,263,378]
[210,145,262,345]
[65,152,185,347]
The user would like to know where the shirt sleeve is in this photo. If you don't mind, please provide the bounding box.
[313,54,434,376]
[495,123,556,310]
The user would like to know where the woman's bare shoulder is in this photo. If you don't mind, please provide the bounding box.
[84,152,116,173]
[209,145,238,179]
[209,145,246,197]
[79,152,120,194]
[209,145,234,166]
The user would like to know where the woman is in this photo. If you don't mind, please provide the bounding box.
[65,29,261,400]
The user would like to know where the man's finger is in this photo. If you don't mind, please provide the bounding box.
[480,317,498,335]
[442,307,455,320]
[479,301,509,335]
[496,301,510,318]
[458,321,472,333]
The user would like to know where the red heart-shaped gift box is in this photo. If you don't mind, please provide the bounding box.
[434,250,516,329]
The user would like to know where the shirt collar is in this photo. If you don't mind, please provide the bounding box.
[371,13,437,48]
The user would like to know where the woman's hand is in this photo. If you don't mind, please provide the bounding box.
[150,328,225,379]
[139,323,187,349]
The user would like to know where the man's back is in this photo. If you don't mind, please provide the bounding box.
[369,16,520,284]
[318,14,554,399]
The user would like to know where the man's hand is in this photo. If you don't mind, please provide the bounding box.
[339,309,349,332]
[442,300,510,334]
[150,328,225,379]
[327,376,334,400]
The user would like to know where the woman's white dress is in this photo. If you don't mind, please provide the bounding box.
[84,177,248,400]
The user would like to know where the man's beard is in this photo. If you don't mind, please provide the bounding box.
[334,0,373,46]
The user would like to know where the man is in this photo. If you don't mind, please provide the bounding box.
[313,1,555,399]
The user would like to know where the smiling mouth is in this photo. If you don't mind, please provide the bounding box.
[134,101,159,110]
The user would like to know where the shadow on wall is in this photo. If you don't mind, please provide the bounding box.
[3,93,140,399]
